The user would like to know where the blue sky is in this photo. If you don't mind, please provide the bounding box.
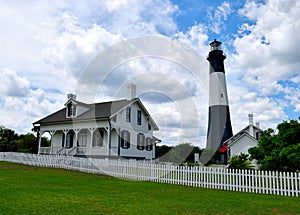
[0,0,299,147]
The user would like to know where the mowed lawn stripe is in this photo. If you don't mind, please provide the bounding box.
[0,162,299,215]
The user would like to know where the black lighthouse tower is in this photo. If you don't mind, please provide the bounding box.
[206,39,233,164]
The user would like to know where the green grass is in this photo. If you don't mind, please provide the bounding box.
[0,162,299,215]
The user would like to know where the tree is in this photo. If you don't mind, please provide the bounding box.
[228,153,253,170]
[156,145,172,161]
[185,146,202,164]
[17,133,38,154]
[249,119,300,172]
[0,126,39,154]
[0,126,19,152]
[156,143,202,164]
[169,143,193,164]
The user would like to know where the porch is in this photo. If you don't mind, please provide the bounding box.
[38,127,111,156]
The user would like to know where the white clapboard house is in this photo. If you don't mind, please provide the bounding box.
[33,84,160,160]
[225,114,263,159]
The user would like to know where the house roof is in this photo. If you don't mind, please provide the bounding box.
[227,132,258,147]
[64,99,90,107]
[33,98,159,130]
[33,99,134,125]
[224,124,263,146]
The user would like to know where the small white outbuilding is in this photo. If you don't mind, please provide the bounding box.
[225,114,263,159]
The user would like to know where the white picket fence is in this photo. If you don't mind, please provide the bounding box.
[0,152,299,197]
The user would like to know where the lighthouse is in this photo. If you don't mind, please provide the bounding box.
[206,39,233,164]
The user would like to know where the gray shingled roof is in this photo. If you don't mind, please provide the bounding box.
[34,99,134,125]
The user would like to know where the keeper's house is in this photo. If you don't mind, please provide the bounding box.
[33,84,160,160]
[226,114,263,159]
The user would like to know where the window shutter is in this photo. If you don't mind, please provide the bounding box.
[121,130,125,148]
[137,133,145,150]
[149,138,152,151]
[137,134,140,150]
[121,130,130,149]
[146,137,153,151]
[127,131,130,149]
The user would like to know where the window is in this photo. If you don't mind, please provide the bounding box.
[137,110,141,125]
[256,131,262,140]
[126,107,131,122]
[93,130,104,147]
[67,103,76,117]
[148,123,151,131]
[78,130,87,147]
[146,137,153,151]
[137,133,145,150]
[121,130,130,149]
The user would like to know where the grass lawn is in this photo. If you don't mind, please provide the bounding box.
[0,162,299,215]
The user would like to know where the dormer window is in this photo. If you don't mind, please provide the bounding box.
[67,103,76,117]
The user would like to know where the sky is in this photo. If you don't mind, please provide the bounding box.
[0,0,299,148]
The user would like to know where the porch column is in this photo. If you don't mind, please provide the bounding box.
[50,130,56,154]
[74,128,80,148]
[105,126,110,156]
[62,129,69,154]
[88,128,96,155]
[38,130,42,155]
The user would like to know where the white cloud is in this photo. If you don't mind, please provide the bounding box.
[41,11,124,78]
[175,24,209,56]
[0,0,298,148]
[0,69,62,133]
[102,0,178,35]
[234,0,300,86]
[0,69,30,97]
[207,2,232,34]
[226,0,300,131]
[0,0,181,137]
[228,83,287,133]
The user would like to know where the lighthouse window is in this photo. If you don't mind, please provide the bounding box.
[220,93,224,98]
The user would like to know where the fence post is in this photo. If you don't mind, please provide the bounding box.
[296,172,299,197]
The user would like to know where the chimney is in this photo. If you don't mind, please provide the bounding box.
[255,122,260,128]
[127,83,136,100]
[248,114,254,137]
[248,114,254,125]
[67,93,77,101]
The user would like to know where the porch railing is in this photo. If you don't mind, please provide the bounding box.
[56,147,66,155]
[67,147,77,156]
[76,147,90,155]
[39,147,51,154]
